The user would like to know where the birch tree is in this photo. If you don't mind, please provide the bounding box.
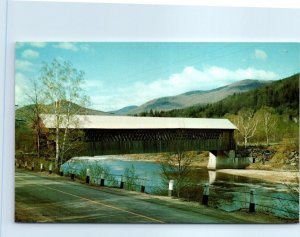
[40,59,89,169]
[235,109,258,148]
[255,106,277,145]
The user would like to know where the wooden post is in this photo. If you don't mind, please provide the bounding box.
[120,181,124,189]
[49,163,53,174]
[140,180,145,193]
[202,183,209,205]
[31,162,34,171]
[249,189,255,212]
[100,172,105,186]
[71,170,75,180]
[40,163,43,172]
[59,166,64,176]
[168,180,174,197]
[120,175,124,189]
[86,168,90,184]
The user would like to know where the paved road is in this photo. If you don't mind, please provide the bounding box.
[15,169,283,224]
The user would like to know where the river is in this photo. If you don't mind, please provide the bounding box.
[61,155,299,219]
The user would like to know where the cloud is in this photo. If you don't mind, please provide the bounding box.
[22,49,39,59]
[16,42,47,49]
[15,73,31,106]
[54,42,78,51]
[16,42,24,48]
[133,66,277,98]
[15,60,34,71]
[254,49,268,60]
[280,49,288,54]
[89,66,279,111]
[30,42,47,48]
[53,42,93,53]
[83,79,104,91]
[79,44,93,52]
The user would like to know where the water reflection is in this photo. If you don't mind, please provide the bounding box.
[62,155,299,219]
[208,171,216,184]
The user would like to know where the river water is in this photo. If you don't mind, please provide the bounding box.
[61,155,299,219]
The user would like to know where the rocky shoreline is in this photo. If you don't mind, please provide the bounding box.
[217,169,299,184]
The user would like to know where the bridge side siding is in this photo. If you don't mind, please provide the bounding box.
[80,129,235,156]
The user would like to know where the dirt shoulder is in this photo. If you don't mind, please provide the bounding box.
[217,169,299,184]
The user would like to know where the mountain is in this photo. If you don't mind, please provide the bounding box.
[110,105,138,115]
[16,100,111,120]
[209,73,299,117]
[125,79,271,115]
[150,73,299,118]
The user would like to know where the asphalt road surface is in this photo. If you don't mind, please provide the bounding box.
[15,169,286,224]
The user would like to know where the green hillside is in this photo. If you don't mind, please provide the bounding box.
[16,100,111,120]
[138,73,299,119]
[137,73,299,146]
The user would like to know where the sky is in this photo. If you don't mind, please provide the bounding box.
[15,42,299,111]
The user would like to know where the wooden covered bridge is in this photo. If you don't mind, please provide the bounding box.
[41,115,249,169]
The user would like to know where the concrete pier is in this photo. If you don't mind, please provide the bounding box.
[207,150,250,170]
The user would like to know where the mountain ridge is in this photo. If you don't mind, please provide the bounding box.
[110,105,138,115]
[150,73,299,118]
[122,79,272,115]
[15,100,111,120]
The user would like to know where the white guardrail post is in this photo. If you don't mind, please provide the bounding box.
[168,180,174,197]
[86,168,90,184]
[202,183,209,205]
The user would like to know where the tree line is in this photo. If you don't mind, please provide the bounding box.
[135,73,299,147]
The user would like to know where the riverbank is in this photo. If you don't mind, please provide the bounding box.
[127,151,209,166]
[217,169,299,184]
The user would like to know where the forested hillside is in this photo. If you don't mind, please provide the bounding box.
[136,73,299,146]
[137,73,299,119]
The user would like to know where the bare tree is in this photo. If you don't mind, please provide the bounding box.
[18,79,45,159]
[58,62,90,165]
[160,131,193,197]
[40,59,90,169]
[161,151,193,197]
[235,109,258,148]
[255,106,277,145]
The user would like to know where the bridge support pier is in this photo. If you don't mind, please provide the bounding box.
[207,150,250,170]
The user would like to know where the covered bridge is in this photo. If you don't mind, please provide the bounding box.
[41,115,248,169]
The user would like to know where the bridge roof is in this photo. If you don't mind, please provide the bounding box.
[41,114,237,130]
